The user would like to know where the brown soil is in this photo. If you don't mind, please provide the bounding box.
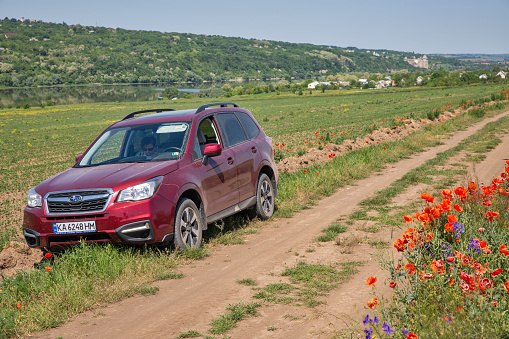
[0,241,42,277]
[277,107,468,173]
[22,109,509,339]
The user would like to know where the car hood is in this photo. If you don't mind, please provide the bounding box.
[35,161,178,195]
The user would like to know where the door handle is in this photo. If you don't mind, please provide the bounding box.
[227,157,234,165]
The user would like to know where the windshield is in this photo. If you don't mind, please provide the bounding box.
[78,122,189,167]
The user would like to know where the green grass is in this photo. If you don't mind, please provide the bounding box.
[209,302,261,334]
[237,278,257,286]
[252,261,363,309]
[316,223,348,242]
[0,243,180,336]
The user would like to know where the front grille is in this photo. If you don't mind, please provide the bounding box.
[46,189,112,215]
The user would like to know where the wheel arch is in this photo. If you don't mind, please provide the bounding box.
[178,189,207,230]
[259,165,275,180]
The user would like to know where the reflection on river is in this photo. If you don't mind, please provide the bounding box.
[0,84,211,108]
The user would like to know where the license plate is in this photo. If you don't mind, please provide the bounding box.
[53,221,96,234]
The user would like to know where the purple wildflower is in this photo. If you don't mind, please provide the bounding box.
[363,314,370,325]
[382,322,394,334]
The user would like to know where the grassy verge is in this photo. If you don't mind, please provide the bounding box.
[0,243,188,336]
[356,114,509,338]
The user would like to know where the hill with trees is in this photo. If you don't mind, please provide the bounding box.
[0,17,493,87]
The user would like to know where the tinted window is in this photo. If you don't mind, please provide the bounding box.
[236,112,259,140]
[216,113,246,147]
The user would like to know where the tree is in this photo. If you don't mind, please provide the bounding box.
[163,87,179,99]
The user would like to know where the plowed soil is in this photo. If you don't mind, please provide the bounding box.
[24,109,509,339]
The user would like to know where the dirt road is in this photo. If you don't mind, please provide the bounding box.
[34,110,509,339]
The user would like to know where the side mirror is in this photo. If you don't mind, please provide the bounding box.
[202,143,222,165]
[75,154,84,164]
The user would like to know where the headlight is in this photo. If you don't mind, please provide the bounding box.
[27,188,42,207]
[117,176,163,202]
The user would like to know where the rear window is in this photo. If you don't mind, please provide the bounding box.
[236,112,259,140]
[215,113,247,148]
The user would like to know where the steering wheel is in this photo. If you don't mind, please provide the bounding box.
[164,147,181,153]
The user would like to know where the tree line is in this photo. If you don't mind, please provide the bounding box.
[0,17,495,88]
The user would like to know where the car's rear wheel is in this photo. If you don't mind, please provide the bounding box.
[255,173,274,220]
[174,198,203,250]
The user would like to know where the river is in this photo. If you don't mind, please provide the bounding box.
[0,83,216,108]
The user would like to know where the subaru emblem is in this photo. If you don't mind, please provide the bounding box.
[69,195,83,203]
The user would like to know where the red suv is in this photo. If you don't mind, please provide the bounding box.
[23,102,278,250]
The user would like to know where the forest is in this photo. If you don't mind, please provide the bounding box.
[0,17,492,87]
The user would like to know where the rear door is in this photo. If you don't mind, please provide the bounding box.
[194,117,238,216]
[215,112,259,202]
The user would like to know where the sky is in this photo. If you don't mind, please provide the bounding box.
[1,0,508,55]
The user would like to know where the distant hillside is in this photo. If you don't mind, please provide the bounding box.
[434,53,509,65]
[0,17,491,87]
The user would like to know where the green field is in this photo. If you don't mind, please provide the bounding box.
[0,84,506,244]
[0,83,508,336]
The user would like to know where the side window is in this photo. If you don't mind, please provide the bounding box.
[236,112,259,140]
[194,118,220,161]
[215,113,247,148]
[192,135,202,161]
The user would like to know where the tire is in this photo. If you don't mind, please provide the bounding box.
[173,198,203,250]
[254,173,275,220]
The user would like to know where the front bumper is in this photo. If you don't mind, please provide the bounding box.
[23,195,175,249]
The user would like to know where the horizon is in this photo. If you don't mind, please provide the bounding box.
[1,0,508,55]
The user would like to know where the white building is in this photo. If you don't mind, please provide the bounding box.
[307,81,320,89]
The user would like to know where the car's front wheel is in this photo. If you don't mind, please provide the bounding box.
[174,198,203,250]
[254,173,275,220]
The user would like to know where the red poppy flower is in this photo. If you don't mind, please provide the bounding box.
[480,278,493,288]
[44,253,52,259]
[454,186,467,197]
[407,332,418,339]
[403,215,413,223]
[405,263,415,275]
[366,297,379,309]
[389,281,397,288]
[394,238,405,252]
[45,267,52,272]
[453,204,463,212]
[420,193,435,203]
[468,181,477,192]
[491,268,504,277]
[485,211,498,222]
[448,215,458,223]
[366,276,377,286]
[15,303,21,308]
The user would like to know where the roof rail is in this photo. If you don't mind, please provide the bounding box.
[195,102,239,115]
[122,108,175,121]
